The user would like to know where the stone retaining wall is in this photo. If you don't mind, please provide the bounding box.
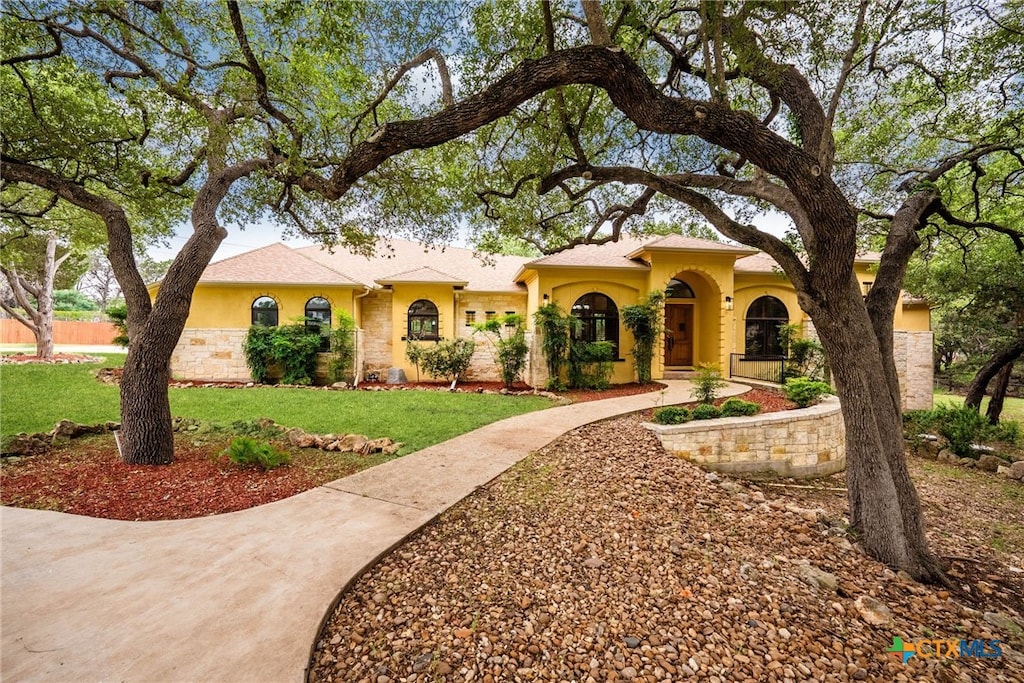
[171,328,250,381]
[644,396,846,479]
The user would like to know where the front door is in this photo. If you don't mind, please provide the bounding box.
[664,304,694,366]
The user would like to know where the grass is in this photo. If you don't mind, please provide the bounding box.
[1,355,552,454]
[933,388,1024,424]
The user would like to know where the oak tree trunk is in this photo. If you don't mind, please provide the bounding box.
[810,280,946,582]
[985,361,1014,425]
[964,337,1024,410]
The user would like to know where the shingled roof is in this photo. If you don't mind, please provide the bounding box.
[197,243,360,286]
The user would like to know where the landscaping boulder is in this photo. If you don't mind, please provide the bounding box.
[386,367,407,384]
[977,454,1003,473]
[853,595,894,627]
[1009,461,1024,481]
[287,428,318,449]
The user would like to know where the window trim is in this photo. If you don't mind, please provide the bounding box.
[407,299,440,340]
[744,295,788,358]
[571,292,620,359]
[251,296,279,327]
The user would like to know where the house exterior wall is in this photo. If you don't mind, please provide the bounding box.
[894,330,935,411]
[455,291,529,382]
[169,283,357,329]
[358,289,392,378]
[170,328,251,381]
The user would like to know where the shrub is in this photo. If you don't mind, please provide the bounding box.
[720,398,760,417]
[474,314,529,389]
[904,404,1020,457]
[418,338,476,384]
[653,406,692,425]
[621,291,664,384]
[243,324,322,385]
[693,363,727,404]
[567,340,615,389]
[783,377,833,408]
[405,341,426,381]
[778,323,828,381]
[692,403,722,420]
[107,303,129,347]
[533,302,573,390]
[328,311,357,383]
[221,437,289,471]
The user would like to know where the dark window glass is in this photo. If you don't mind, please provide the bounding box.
[305,297,331,351]
[744,296,788,357]
[571,292,619,357]
[408,299,439,340]
[665,279,695,298]
[251,296,279,327]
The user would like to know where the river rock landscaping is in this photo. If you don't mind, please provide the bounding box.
[309,414,1024,683]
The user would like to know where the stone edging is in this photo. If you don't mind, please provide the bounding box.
[643,396,846,479]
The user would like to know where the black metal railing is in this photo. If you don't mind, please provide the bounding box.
[729,353,786,384]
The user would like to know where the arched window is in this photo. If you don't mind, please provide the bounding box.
[745,296,788,357]
[408,299,439,340]
[571,292,619,357]
[305,297,332,351]
[251,296,279,327]
[665,278,696,299]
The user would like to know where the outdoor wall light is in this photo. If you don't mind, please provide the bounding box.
[543,293,550,302]
[725,296,734,311]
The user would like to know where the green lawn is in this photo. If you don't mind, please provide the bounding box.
[1,355,552,454]
[933,388,1024,423]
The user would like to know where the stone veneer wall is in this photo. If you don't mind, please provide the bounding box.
[171,328,251,381]
[360,290,393,377]
[893,330,934,411]
[455,293,530,383]
[645,396,846,479]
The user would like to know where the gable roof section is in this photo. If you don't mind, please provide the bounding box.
[628,234,757,257]
[198,243,360,286]
[376,266,468,286]
[522,237,652,270]
[297,239,527,292]
[735,250,883,274]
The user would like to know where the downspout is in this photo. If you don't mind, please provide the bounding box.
[353,287,372,387]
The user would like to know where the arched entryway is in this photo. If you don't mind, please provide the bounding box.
[661,271,722,368]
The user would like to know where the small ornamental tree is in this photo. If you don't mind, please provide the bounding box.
[533,302,573,390]
[622,291,664,384]
[474,313,529,389]
[329,311,357,383]
[417,338,476,386]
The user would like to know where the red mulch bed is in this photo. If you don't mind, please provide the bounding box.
[0,436,375,521]
[1,384,790,521]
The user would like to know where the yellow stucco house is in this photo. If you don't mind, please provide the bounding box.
[158,235,933,409]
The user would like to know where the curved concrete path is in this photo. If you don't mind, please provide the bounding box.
[1,380,749,683]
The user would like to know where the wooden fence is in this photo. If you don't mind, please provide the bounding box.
[1,318,120,346]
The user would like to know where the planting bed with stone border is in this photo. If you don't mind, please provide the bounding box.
[644,396,845,479]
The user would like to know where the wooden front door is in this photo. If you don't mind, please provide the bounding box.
[664,304,694,366]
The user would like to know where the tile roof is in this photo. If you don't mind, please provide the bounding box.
[296,238,528,292]
[198,243,360,285]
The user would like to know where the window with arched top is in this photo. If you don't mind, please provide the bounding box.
[305,297,332,351]
[251,296,279,327]
[744,296,788,357]
[665,278,696,299]
[408,299,439,340]
[571,292,619,357]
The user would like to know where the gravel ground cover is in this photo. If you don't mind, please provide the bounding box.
[311,414,1024,683]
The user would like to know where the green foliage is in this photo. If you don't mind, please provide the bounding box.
[106,304,129,347]
[653,406,691,424]
[474,314,528,389]
[243,324,322,385]
[904,404,1020,457]
[52,289,97,311]
[221,437,289,471]
[691,403,722,420]
[567,340,615,390]
[404,341,426,382]
[328,311,357,383]
[693,363,727,404]
[622,291,664,384]
[417,338,476,384]
[778,323,828,381]
[533,302,572,390]
[0,354,551,454]
[783,377,833,408]
[720,398,761,417]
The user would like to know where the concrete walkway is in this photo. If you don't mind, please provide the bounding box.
[1,380,749,683]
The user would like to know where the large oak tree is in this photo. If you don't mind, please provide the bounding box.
[2,0,1021,581]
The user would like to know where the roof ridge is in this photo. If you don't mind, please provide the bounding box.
[288,244,360,284]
